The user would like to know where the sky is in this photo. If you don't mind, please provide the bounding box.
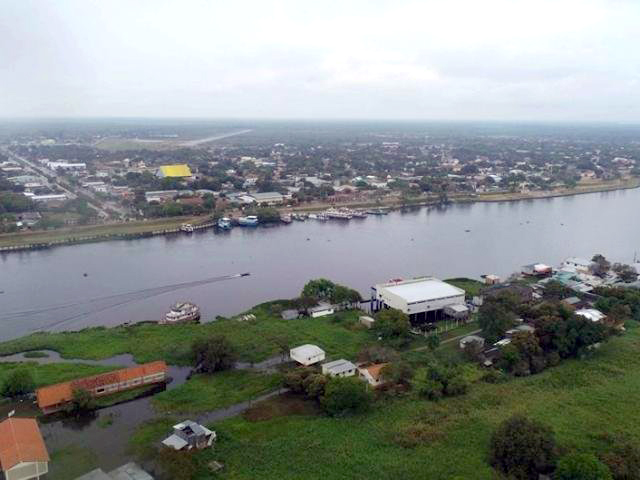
[1,0,639,121]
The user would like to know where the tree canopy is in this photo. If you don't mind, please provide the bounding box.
[191,334,237,373]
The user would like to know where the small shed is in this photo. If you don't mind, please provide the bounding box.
[444,304,469,320]
[309,304,334,318]
[459,335,485,350]
[484,274,500,285]
[321,359,357,377]
[358,363,387,387]
[359,315,375,329]
[281,309,300,320]
[290,344,326,366]
[162,420,216,451]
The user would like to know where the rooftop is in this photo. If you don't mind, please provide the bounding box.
[376,277,465,303]
[36,361,167,409]
[158,164,192,177]
[290,344,325,357]
[322,359,356,374]
[0,417,49,472]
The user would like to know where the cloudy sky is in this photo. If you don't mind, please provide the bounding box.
[2,0,639,121]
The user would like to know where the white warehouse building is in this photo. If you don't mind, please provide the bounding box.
[371,277,466,325]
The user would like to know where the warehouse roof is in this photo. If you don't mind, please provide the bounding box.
[158,164,192,177]
[0,417,49,471]
[376,277,465,303]
[290,344,325,358]
[36,361,167,409]
[322,359,356,375]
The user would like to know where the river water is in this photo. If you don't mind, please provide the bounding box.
[1,188,640,341]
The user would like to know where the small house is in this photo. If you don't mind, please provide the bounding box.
[290,344,325,366]
[459,335,485,350]
[321,359,357,377]
[575,308,606,323]
[359,315,375,329]
[281,309,300,320]
[162,420,216,451]
[484,274,500,285]
[0,417,49,480]
[309,304,334,318]
[358,363,387,387]
[521,263,553,277]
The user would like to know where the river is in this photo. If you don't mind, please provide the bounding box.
[1,187,639,341]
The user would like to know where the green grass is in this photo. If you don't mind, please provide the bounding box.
[445,277,484,297]
[48,445,99,480]
[22,350,50,358]
[158,323,640,479]
[0,308,380,365]
[152,370,282,414]
[0,362,115,390]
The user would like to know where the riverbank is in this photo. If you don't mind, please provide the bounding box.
[1,177,638,252]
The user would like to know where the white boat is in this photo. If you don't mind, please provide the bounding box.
[326,208,352,220]
[217,217,232,230]
[281,214,292,224]
[161,302,201,324]
[238,215,259,226]
[180,223,195,233]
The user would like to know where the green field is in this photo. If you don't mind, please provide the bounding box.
[129,322,640,479]
[0,308,383,365]
[0,362,115,389]
[445,277,484,297]
[152,370,282,414]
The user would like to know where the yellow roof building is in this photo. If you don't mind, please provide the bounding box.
[158,164,192,178]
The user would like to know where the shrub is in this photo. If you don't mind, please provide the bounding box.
[444,375,469,396]
[191,334,237,373]
[64,388,96,415]
[599,435,640,480]
[489,414,557,479]
[321,377,372,416]
[1,369,35,397]
[481,369,508,384]
[556,453,612,480]
[417,379,444,401]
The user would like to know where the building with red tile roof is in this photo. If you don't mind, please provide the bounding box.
[36,361,167,414]
[0,417,49,480]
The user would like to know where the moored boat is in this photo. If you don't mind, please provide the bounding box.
[217,217,232,230]
[238,215,259,226]
[180,223,195,233]
[281,214,293,224]
[161,302,201,324]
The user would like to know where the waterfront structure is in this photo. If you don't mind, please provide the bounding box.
[156,164,192,178]
[36,361,168,414]
[0,417,49,480]
[371,277,466,324]
[161,420,216,451]
[290,344,325,366]
[322,359,357,377]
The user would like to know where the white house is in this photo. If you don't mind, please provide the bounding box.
[309,304,334,318]
[290,344,325,366]
[575,308,606,323]
[321,359,357,377]
[562,257,595,274]
[0,417,49,480]
[358,364,387,387]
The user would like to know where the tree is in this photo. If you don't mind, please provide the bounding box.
[478,298,517,344]
[555,453,612,480]
[357,345,398,364]
[415,363,469,400]
[489,415,557,480]
[321,377,372,416]
[374,308,410,339]
[65,388,96,415]
[425,334,440,351]
[381,361,414,387]
[592,254,611,277]
[1,369,35,397]
[612,263,638,283]
[191,334,237,373]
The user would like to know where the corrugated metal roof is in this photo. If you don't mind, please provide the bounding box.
[0,417,49,471]
[159,164,192,177]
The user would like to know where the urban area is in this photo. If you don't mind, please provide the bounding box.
[1,251,640,479]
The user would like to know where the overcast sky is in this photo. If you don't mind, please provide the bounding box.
[2,0,639,121]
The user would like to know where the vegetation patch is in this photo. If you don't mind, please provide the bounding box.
[243,393,321,422]
[152,370,282,414]
[48,445,99,480]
